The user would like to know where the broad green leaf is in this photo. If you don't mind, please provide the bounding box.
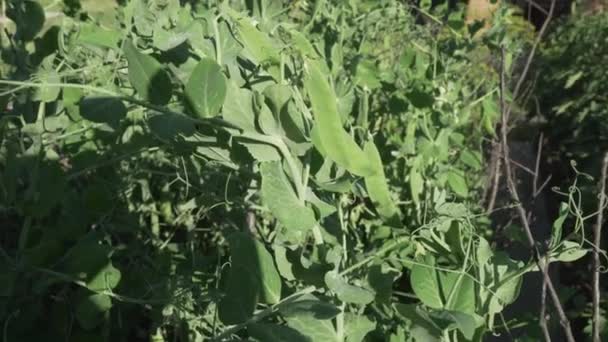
[407,89,434,108]
[355,60,381,90]
[79,97,127,127]
[248,323,309,342]
[550,202,568,248]
[218,265,259,324]
[148,112,196,140]
[223,81,256,131]
[345,314,376,342]
[324,271,374,305]
[459,150,482,170]
[364,141,400,224]
[76,293,112,330]
[435,202,468,218]
[394,304,442,342]
[274,246,295,281]
[240,140,281,161]
[410,262,443,309]
[229,233,282,304]
[77,24,121,49]
[289,30,319,58]
[550,240,588,262]
[440,272,475,314]
[285,315,338,342]
[261,162,317,234]
[9,1,45,41]
[280,297,340,320]
[153,28,189,51]
[124,40,172,105]
[185,58,227,118]
[62,238,115,286]
[304,58,374,177]
[218,21,243,63]
[367,264,398,303]
[446,170,468,197]
[430,310,483,340]
[86,263,121,292]
[33,70,60,102]
[229,11,280,78]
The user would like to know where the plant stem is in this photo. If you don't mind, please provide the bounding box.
[592,152,608,342]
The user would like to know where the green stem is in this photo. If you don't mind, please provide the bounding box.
[338,235,410,277]
[213,15,222,65]
[212,286,316,341]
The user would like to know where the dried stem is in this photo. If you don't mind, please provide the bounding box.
[499,40,575,342]
[539,258,552,342]
[486,142,502,213]
[592,152,608,342]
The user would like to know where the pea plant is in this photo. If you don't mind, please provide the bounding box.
[0,0,592,341]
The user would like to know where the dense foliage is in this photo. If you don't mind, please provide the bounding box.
[0,0,601,341]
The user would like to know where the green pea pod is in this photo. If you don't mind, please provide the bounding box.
[364,140,401,225]
[304,58,375,177]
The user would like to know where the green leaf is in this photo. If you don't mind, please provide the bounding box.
[410,261,443,309]
[86,263,122,292]
[248,323,310,342]
[355,59,381,90]
[9,1,45,41]
[324,271,374,305]
[364,140,401,224]
[345,314,376,342]
[222,80,257,131]
[219,265,259,324]
[435,203,468,218]
[394,304,442,342]
[229,11,280,78]
[33,70,61,102]
[430,310,483,340]
[285,315,338,342]
[77,24,121,49]
[240,140,281,161]
[280,297,341,320]
[446,170,468,197]
[261,162,317,235]
[79,97,127,127]
[229,233,282,303]
[148,112,196,140]
[550,240,588,262]
[304,58,374,177]
[123,40,172,105]
[76,293,112,330]
[406,89,434,108]
[185,58,227,118]
[550,202,568,248]
[153,28,189,51]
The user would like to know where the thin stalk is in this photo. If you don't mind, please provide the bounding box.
[592,152,608,342]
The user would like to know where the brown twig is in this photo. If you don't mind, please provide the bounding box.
[499,41,575,342]
[592,152,608,342]
[486,142,502,213]
[539,258,552,342]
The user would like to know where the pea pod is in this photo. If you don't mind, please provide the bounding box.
[304,58,375,177]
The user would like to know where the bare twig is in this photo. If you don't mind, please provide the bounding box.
[505,0,556,120]
[539,258,552,342]
[486,142,502,213]
[592,152,608,342]
[533,133,544,195]
[499,41,575,342]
